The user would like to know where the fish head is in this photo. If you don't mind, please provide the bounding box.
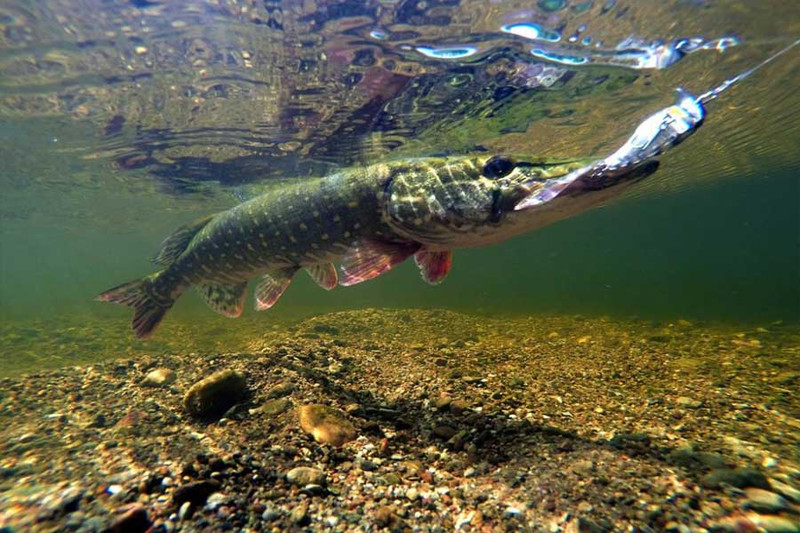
[383,154,658,248]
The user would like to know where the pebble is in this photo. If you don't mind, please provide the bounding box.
[675,396,702,408]
[571,460,595,475]
[290,500,309,525]
[406,487,419,501]
[172,480,221,507]
[450,400,469,415]
[298,404,357,446]
[286,466,327,487]
[700,468,771,490]
[771,479,800,503]
[183,369,247,419]
[434,396,452,410]
[433,424,457,440]
[257,397,292,417]
[746,513,800,533]
[266,381,295,399]
[359,459,378,472]
[178,501,193,521]
[667,445,728,470]
[111,504,150,533]
[743,487,789,513]
[382,473,401,484]
[374,506,398,528]
[142,368,176,387]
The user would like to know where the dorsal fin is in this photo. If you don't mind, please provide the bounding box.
[414,249,452,285]
[195,281,247,318]
[255,267,299,311]
[339,240,420,287]
[154,215,215,266]
[305,263,338,290]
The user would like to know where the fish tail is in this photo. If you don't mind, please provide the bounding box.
[96,273,175,339]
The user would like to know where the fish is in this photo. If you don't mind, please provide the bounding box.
[99,38,800,339]
[97,152,661,339]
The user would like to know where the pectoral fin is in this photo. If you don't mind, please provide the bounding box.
[255,267,299,311]
[196,281,247,318]
[414,249,452,285]
[305,263,338,290]
[339,240,420,286]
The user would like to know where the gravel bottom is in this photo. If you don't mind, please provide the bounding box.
[0,309,798,532]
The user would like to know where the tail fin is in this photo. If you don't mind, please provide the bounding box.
[96,276,174,339]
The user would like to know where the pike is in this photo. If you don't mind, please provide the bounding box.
[98,39,799,339]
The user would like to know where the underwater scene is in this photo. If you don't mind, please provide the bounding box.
[1,0,799,531]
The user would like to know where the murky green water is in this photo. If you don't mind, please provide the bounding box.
[1,0,798,375]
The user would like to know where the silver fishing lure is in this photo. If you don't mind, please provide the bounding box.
[516,38,800,210]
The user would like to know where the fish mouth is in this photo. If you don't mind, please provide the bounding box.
[514,159,660,211]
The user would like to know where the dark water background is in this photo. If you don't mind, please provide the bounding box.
[1,0,798,374]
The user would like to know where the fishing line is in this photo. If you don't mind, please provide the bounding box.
[697,38,800,104]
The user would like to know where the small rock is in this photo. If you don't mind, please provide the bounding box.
[571,460,595,476]
[266,381,294,399]
[463,375,483,384]
[298,404,357,446]
[204,492,228,511]
[381,473,401,485]
[434,396,452,411]
[290,500,309,525]
[746,513,800,533]
[667,446,727,470]
[183,369,247,419]
[374,506,397,528]
[286,467,326,487]
[433,425,457,440]
[406,488,419,501]
[565,516,606,533]
[359,459,378,472]
[142,368,176,387]
[701,468,771,490]
[111,504,150,533]
[450,400,469,415]
[172,480,221,507]
[344,403,362,415]
[91,413,108,428]
[178,501,193,521]
[743,488,789,513]
[675,396,702,408]
[771,479,800,503]
[258,398,292,417]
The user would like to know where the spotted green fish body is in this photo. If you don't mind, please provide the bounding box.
[98,154,657,338]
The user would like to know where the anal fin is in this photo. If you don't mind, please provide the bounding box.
[255,267,298,311]
[414,249,452,285]
[339,240,420,287]
[305,263,338,290]
[196,281,247,318]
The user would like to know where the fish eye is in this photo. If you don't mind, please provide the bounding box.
[483,156,515,179]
